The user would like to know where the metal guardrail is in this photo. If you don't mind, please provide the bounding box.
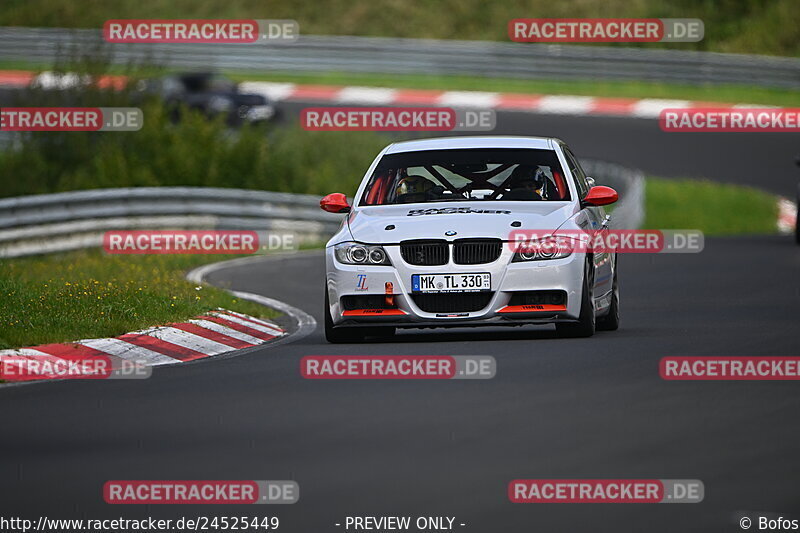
[0,187,343,257]
[0,160,644,258]
[0,27,797,89]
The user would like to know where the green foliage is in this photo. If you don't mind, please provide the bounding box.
[0,0,797,56]
[0,100,390,199]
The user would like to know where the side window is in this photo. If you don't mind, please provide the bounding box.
[563,147,589,199]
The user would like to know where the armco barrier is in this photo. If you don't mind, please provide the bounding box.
[0,160,645,258]
[0,27,797,89]
[0,187,343,258]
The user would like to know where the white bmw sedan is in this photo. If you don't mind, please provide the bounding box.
[320,136,619,343]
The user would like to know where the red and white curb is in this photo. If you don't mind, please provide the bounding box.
[238,81,767,119]
[777,197,798,234]
[241,81,764,118]
[0,69,767,119]
[0,308,285,380]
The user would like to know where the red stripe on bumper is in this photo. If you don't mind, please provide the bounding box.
[342,309,408,317]
[497,304,567,313]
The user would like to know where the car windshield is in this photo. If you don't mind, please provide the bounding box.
[359,148,570,206]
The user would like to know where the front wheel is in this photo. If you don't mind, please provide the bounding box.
[556,260,595,338]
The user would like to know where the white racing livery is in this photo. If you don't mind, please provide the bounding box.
[320,136,620,343]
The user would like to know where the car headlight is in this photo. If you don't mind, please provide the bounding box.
[334,242,392,265]
[512,236,573,262]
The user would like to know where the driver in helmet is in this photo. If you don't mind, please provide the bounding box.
[503,165,546,200]
[395,174,436,203]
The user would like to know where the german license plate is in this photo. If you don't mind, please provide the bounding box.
[411,273,491,293]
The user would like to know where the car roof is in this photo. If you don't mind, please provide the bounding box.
[384,136,560,154]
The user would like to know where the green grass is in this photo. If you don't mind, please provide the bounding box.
[643,177,779,235]
[0,0,798,56]
[0,250,281,350]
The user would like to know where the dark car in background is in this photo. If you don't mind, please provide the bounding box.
[136,72,276,127]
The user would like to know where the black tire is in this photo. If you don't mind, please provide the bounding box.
[596,256,620,331]
[324,288,365,343]
[556,260,596,338]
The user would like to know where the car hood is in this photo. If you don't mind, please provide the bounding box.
[346,202,576,243]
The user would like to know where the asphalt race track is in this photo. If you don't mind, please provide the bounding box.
[1,101,800,532]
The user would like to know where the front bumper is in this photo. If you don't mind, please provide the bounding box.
[325,244,585,328]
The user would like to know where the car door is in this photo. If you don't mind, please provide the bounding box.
[562,146,614,299]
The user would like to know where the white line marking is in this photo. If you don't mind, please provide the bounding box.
[210,312,283,336]
[229,290,317,343]
[218,309,284,330]
[184,250,318,285]
[185,251,318,350]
